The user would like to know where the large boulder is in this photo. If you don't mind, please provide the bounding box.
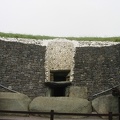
[0,92,31,111]
[92,94,118,118]
[29,97,92,118]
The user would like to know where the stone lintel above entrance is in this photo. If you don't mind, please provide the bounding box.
[45,81,72,87]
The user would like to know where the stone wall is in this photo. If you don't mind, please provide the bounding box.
[73,44,120,98]
[0,38,120,99]
[0,39,47,98]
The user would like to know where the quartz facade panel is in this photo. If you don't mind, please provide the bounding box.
[45,41,75,82]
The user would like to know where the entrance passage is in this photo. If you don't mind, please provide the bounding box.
[50,70,70,81]
[51,87,66,97]
[48,70,70,97]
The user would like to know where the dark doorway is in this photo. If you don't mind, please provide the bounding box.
[50,70,70,81]
[49,70,70,97]
[51,87,66,97]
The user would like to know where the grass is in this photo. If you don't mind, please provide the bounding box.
[65,37,120,42]
[0,32,56,40]
[0,32,120,42]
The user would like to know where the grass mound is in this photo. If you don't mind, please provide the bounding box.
[0,32,120,42]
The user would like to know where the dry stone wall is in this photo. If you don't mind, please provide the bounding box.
[73,44,120,98]
[0,39,47,98]
[0,38,120,99]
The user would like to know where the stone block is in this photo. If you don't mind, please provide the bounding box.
[0,92,31,112]
[29,97,92,118]
[92,94,118,118]
[68,86,88,99]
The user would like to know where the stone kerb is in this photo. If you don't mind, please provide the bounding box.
[29,97,92,118]
[0,92,31,112]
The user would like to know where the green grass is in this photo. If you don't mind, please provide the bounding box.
[65,37,120,42]
[0,32,120,42]
[0,32,56,40]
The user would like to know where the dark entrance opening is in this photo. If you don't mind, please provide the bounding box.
[50,70,70,81]
[51,87,66,97]
[49,70,70,97]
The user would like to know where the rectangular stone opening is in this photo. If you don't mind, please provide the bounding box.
[50,70,70,81]
[46,70,71,97]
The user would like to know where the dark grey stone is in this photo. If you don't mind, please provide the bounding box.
[73,44,120,99]
[0,40,47,98]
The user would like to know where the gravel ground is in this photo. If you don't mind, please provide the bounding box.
[0,115,107,120]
